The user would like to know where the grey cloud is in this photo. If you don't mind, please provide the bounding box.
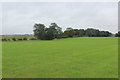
[2,2,118,34]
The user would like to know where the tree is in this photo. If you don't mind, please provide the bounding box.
[64,27,75,37]
[74,29,79,37]
[115,31,120,37]
[33,23,46,40]
[99,31,112,37]
[33,23,113,40]
[45,28,55,40]
[49,23,63,39]
[79,29,85,37]
[44,23,63,40]
[33,23,62,40]
[85,28,99,37]
[23,37,28,40]
[12,38,16,41]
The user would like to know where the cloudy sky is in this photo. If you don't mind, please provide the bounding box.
[2,2,118,35]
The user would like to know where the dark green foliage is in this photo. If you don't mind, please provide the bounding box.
[12,38,16,41]
[18,38,23,41]
[99,31,112,37]
[50,23,63,39]
[2,38,7,41]
[33,23,46,40]
[33,23,113,40]
[85,28,99,37]
[29,38,37,40]
[78,29,85,37]
[33,23,63,40]
[23,37,28,40]
[7,39,11,41]
[74,29,79,36]
[64,27,75,37]
[85,28,112,37]
[115,31,120,37]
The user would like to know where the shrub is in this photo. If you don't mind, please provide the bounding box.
[30,38,37,40]
[12,38,16,41]
[7,39,11,41]
[23,37,27,40]
[2,38,7,41]
[18,38,23,41]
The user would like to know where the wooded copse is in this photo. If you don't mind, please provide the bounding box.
[33,23,118,40]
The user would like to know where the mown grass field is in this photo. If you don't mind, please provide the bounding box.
[0,41,1,79]
[2,37,118,78]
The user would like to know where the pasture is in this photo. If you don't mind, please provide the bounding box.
[2,37,118,78]
[1,35,34,40]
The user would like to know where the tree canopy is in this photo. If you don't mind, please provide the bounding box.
[33,23,63,40]
[115,31,120,37]
[33,23,113,40]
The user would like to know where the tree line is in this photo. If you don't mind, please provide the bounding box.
[1,23,119,41]
[33,23,116,40]
[115,31,120,37]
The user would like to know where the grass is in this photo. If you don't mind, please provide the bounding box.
[0,41,1,79]
[2,37,118,78]
[1,35,34,40]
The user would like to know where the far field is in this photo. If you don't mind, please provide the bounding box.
[2,37,118,78]
[1,35,34,40]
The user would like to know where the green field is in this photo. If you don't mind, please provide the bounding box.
[1,35,34,40]
[0,41,1,79]
[2,37,118,78]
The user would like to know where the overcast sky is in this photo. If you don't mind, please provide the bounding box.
[2,2,118,35]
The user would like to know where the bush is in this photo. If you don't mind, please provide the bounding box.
[23,37,27,40]
[61,36,68,38]
[12,38,16,41]
[18,38,23,41]
[61,35,68,38]
[7,39,11,41]
[2,38,7,41]
[30,38,37,40]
